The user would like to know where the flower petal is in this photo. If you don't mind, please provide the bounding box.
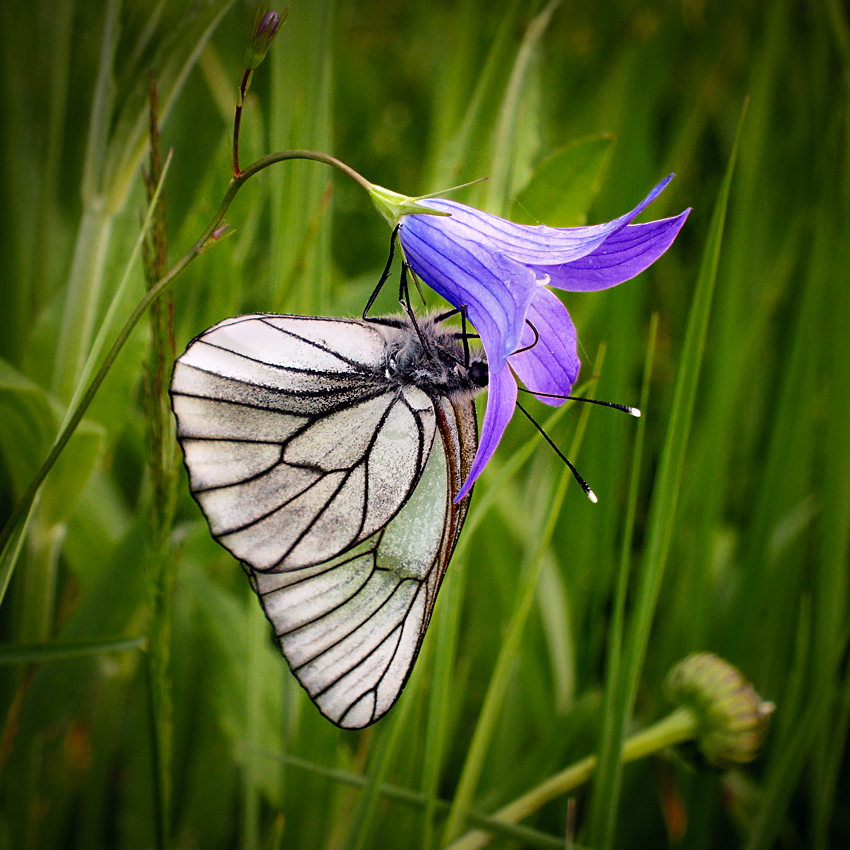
[539,208,691,292]
[455,364,518,502]
[508,288,579,406]
[400,216,537,367]
[415,174,675,266]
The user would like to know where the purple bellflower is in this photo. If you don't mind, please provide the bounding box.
[378,175,690,500]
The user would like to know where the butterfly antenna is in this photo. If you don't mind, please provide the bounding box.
[517,388,640,417]
[363,223,400,320]
[515,400,598,503]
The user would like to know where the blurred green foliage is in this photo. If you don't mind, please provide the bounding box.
[0,0,848,848]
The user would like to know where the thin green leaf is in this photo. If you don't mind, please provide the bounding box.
[589,101,748,850]
[486,0,563,216]
[743,627,850,850]
[441,349,604,844]
[586,313,658,843]
[0,636,146,664]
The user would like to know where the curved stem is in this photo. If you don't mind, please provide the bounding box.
[0,148,374,563]
[241,148,374,192]
[446,707,697,850]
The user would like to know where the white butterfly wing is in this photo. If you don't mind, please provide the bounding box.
[252,395,476,728]
[171,314,478,728]
[171,315,436,571]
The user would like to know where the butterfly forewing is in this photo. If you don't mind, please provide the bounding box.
[171,313,481,728]
[171,316,434,571]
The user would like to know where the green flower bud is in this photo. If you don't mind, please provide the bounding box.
[664,653,774,768]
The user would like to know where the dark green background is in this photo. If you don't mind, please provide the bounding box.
[0,1,847,848]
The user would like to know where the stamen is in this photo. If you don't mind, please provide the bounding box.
[512,320,540,356]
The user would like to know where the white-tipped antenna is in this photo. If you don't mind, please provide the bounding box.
[515,401,598,503]
[518,388,640,418]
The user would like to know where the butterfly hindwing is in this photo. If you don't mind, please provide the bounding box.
[250,394,476,729]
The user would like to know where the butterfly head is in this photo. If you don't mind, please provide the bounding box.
[384,317,488,401]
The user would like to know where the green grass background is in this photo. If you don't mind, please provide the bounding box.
[1,1,848,848]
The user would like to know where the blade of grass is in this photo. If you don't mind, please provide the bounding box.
[252,746,565,849]
[809,205,850,845]
[586,100,748,850]
[0,636,146,664]
[341,671,420,850]
[269,0,335,314]
[0,151,172,608]
[27,0,76,324]
[743,626,850,850]
[421,551,469,849]
[585,313,658,842]
[485,0,562,216]
[51,0,120,403]
[426,0,523,191]
[241,599,273,850]
[441,347,605,845]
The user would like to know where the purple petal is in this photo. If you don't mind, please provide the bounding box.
[455,364,518,501]
[540,208,691,292]
[508,288,579,406]
[400,216,537,367]
[416,174,675,266]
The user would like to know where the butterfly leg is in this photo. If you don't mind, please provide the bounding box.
[399,262,433,354]
[436,305,480,368]
[511,319,540,356]
[362,224,401,320]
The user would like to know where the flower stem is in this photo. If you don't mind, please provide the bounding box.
[233,69,252,177]
[446,707,698,850]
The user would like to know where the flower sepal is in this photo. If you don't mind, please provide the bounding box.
[367,183,451,228]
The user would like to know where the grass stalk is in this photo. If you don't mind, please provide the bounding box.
[441,349,604,844]
[585,313,658,844]
[447,706,698,850]
[590,101,747,849]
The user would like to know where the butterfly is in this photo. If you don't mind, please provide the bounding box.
[170,312,487,728]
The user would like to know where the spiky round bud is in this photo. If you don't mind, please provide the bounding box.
[664,653,774,768]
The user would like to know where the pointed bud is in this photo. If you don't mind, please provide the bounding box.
[201,223,235,252]
[664,653,774,768]
[245,7,286,70]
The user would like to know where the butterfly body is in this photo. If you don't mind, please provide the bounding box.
[171,314,485,728]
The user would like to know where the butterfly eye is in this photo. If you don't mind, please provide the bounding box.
[468,361,488,388]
